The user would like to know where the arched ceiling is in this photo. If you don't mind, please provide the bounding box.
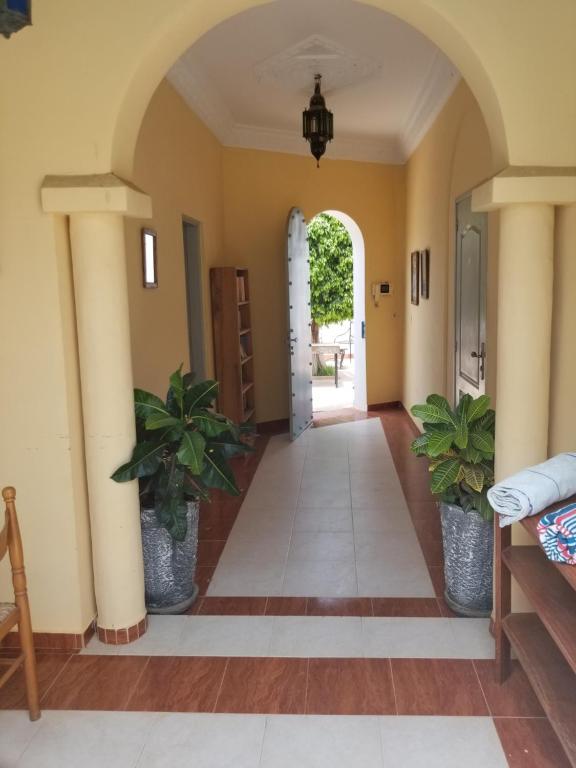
[168,0,460,164]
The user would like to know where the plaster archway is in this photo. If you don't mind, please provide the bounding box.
[111,0,509,178]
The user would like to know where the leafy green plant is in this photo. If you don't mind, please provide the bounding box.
[410,393,495,521]
[308,213,353,342]
[111,367,250,540]
[314,360,335,377]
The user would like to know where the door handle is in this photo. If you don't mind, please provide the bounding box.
[470,343,486,380]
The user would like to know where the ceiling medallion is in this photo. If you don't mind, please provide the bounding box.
[302,74,333,167]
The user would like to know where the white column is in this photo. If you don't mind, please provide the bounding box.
[495,203,555,480]
[41,174,152,637]
[69,212,146,632]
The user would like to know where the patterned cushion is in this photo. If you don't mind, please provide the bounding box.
[0,602,16,623]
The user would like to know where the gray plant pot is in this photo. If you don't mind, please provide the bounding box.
[140,502,199,614]
[439,502,493,618]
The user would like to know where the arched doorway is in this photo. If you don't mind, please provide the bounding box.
[309,210,367,413]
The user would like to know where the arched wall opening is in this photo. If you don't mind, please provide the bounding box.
[319,209,368,412]
[111,0,508,179]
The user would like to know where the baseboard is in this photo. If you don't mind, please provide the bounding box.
[2,620,96,652]
[257,418,289,435]
[367,400,402,411]
[400,404,422,437]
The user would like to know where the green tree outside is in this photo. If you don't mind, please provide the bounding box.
[307,213,353,344]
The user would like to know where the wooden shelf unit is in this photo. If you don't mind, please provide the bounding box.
[210,267,255,425]
[495,494,576,766]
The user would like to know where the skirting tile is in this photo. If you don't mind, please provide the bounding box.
[97,616,148,645]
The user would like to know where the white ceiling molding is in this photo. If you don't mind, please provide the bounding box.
[253,34,383,94]
[169,58,404,164]
[167,22,460,165]
[400,51,461,158]
[226,123,404,164]
[168,57,234,145]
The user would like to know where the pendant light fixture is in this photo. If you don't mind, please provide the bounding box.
[302,74,333,167]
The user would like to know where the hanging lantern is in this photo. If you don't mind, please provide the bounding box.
[302,74,333,167]
[0,0,31,39]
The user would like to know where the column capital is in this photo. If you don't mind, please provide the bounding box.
[41,173,152,219]
[472,166,576,212]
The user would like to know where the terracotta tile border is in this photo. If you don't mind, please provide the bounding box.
[2,621,96,653]
[97,616,148,645]
[192,596,444,618]
[378,409,447,604]
[30,654,545,723]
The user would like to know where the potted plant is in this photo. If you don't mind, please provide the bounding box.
[410,393,495,617]
[111,367,249,614]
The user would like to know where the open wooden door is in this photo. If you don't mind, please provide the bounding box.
[286,208,313,441]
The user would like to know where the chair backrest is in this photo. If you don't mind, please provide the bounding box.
[0,512,7,563]
[1,487,27,598]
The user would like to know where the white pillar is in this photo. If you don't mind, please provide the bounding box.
[69,212,146,632]
[42,174,152,639]
[495,203,555,480]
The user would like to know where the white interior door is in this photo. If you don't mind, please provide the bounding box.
[286,207,313,440]
[455,194,487,401]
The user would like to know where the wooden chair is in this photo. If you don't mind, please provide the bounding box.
[0,487,40,720]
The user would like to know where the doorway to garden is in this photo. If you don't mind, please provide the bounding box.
[309,210,367,414]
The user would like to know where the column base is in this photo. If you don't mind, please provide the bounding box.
[97,615,148,645]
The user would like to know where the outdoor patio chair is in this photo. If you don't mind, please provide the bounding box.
[0,487,40,720]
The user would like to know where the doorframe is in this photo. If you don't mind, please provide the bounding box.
[453,191,488,404]
[182,217,207,380]
[319,209,368,412]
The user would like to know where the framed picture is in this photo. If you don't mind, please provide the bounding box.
[420,248,430,299]
[141,228,158,288]
[411,251,419,305]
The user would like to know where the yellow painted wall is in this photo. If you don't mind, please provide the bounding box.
[222,149,405,421]
[126,81,225,398]
[404,81,497,413]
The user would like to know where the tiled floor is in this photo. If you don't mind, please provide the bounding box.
[1,711,514,768]
[0,408,570,766]
[79,615,493,658]
[207,417,435,598]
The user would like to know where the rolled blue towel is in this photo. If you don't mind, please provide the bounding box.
[487,453,576,528]
[537,504,576,565]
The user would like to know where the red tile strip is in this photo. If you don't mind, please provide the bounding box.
[1,650,564,761]
[97,616,148,645]
[0,654,543,721]
[191,596,443,618]
[2,621,95,652]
